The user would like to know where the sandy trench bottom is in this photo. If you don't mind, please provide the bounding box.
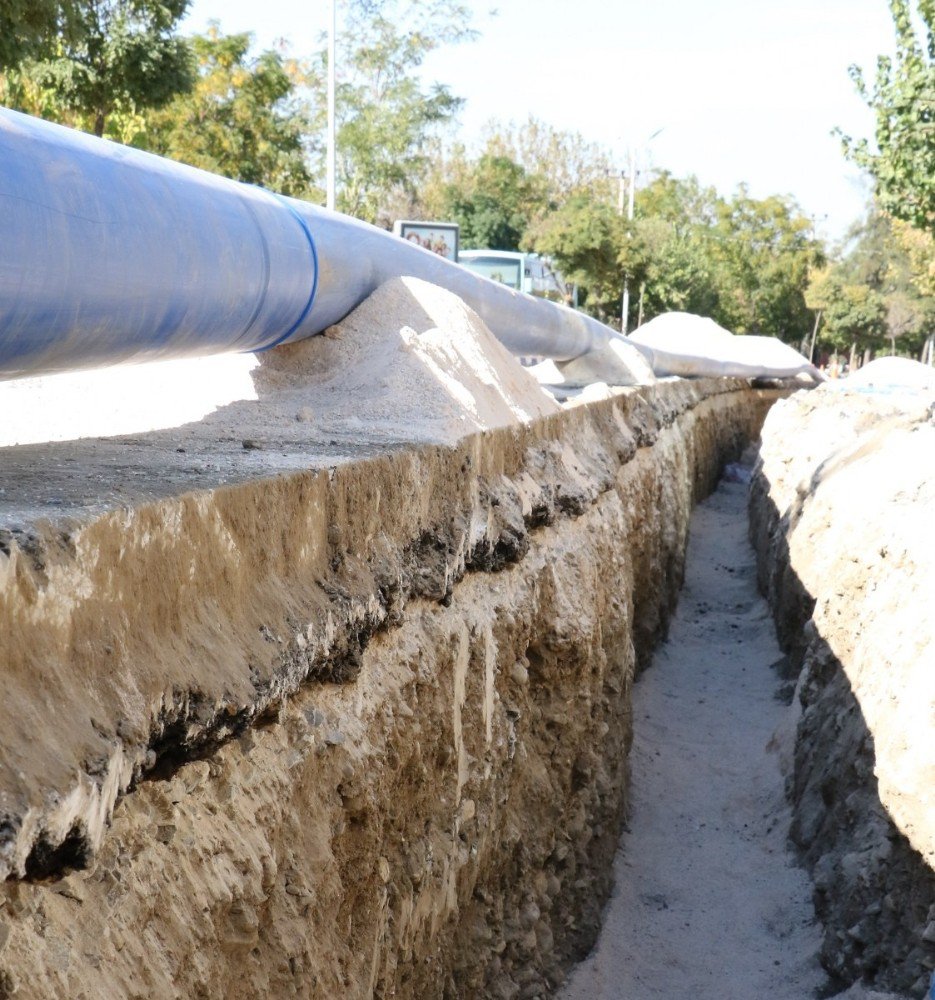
[559,474,903,1000]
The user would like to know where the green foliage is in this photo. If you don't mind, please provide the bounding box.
[525,195,627,321]
[630,173,722,322]
[481,116,617,202]
[807,206,933,356]
[440,154,546,250]
[709,186,823,339]
[310,0,475,225]
[840,0,935,232]
[522,169,823,337]
[0,0,193,137]
[1,0,56,68]
[889,217,935,296]
[419,119,616,252]
[141,27,314,197]
[462,123,623,321]
[807,269,887,351]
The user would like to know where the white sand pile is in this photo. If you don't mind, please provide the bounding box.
[629,312,823,381]
[254,276,560,444]
[527,358,565,386]
[841,356,935,392]
[633,311,734,348]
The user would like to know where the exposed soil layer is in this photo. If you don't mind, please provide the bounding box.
[750,385,935,996]
[0,369,780,998]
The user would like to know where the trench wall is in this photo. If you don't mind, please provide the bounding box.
[0,379,781,1000]
[750,388,935,996]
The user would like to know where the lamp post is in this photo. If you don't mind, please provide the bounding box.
[619,128,663,335]
[805,214,827,362]
[326,0,337,211]
[620,146,635,333]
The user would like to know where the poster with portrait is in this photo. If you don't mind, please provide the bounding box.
[392,220,460,261]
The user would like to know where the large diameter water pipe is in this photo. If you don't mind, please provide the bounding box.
[0,108,627,381]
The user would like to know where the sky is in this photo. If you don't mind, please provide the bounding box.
[182,0,898,242]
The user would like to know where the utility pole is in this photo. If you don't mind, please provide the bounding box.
[619,130,663,334]
[808,309,822,363]
[620,146,635,334]
[326,0,336,212]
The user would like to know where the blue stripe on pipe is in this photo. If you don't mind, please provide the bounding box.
[258,194,320,352]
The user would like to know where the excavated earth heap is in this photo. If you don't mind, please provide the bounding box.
[750,369,935,996]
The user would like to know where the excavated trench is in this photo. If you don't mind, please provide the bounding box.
[0,295,931,999]
[560,465,830,999]
[0,367,781,1000]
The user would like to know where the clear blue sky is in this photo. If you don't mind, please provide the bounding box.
[183,0,897,241]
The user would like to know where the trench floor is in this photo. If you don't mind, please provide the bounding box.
[560,473,829,999]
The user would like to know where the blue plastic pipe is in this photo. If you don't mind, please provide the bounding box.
[0,108,623,380]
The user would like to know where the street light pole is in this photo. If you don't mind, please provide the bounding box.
[620,145,635,333]
[619,129,663,335]
[326,0,336,212]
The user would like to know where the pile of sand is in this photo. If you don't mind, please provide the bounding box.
[752,383,935,994]
[254,276,560,444]
[842,356,935,392]
[629,312,822,381]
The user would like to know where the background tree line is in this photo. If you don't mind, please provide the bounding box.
[1,0,932,361]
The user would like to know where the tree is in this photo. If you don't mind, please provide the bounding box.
[806,205,933,361]
[0,1,87,71]
[142,27,315,198]
[890,217,935,297]
[310,0,476,225]
[840,0,935,232]
[481,116,617,202]
[630,173,722,324]
[524,194,628,322]
[807,269,887,360]
[710,187,823,341]
[0,0,193,138]
[439,153,546,250]
[523,170,825,337]
[632,216,720,322]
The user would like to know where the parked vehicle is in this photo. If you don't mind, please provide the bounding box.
[459,249,576,306]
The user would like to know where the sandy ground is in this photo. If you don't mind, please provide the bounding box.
[559,473,905,1000]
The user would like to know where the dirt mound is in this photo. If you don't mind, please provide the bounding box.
[630,312,821,381]
[751,384,935,995]
[843,356,935,392]
[254,276,560,444]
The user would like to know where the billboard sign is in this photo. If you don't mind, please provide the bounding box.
[393,220,460,261]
